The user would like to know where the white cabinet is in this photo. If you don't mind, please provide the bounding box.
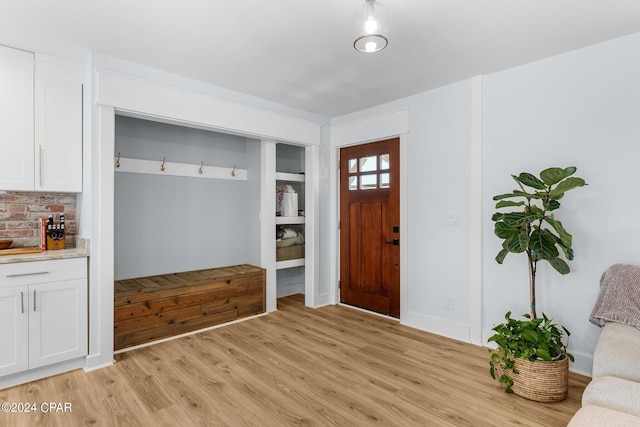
[35,55,83,192]
[0,45,34,191]
[0,258,87,377]
[0,286,29,376]
[0,45,83,192]
[29,278,87,368]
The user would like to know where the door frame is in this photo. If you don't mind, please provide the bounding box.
[329,109,409,320]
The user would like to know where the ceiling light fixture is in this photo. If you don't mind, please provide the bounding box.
[353,0,388,53]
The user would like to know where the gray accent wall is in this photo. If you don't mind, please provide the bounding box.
[114,116,261,280]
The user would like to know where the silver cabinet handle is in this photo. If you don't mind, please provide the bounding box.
[40,145,44,187]
[6,271,49,278]
[21,291,24,314]
[33,290,36,312]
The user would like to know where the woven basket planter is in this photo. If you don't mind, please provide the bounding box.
[508,355,569,402]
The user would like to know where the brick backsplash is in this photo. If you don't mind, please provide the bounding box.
[0,191,77,248]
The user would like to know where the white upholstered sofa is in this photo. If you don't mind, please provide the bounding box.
[568,264,640,426]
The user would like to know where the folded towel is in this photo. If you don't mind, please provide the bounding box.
[276,226,298,240]
[276,232,304,248]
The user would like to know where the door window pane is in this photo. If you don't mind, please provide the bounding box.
[380,173,390,188]
[348,159,358,173]
[360,156,377,172]
[380,154,390,170]
[360,174,377,190]
[349,176,358,190]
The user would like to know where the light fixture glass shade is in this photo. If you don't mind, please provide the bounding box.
[353,0,388,53]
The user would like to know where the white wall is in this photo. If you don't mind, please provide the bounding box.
[331,32,640,375]
[114,116,261,280]
[331,80,473,342]
[484,32,640,374]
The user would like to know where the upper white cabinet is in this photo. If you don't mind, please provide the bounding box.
[35,55,83,192]
[0,45,34,191]
[0,45,83,192]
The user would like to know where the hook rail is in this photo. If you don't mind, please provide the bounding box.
[114,156,247,181]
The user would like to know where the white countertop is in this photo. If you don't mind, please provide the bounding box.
[0,237,90,264]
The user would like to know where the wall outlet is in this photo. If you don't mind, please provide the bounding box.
[445,295,454,311]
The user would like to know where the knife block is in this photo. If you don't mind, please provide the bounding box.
[46,237,66,250]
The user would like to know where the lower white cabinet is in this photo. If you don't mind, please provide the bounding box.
[0,258,87,377]
[0,286,29,376]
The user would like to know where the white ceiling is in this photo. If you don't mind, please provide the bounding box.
[3,0,640,117]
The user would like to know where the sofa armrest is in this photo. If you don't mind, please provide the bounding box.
[592,322,640,382]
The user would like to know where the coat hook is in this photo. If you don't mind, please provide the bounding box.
[160,157,166,172]
[231,164,236,177]
[115,152,121,168]
[198,161,204,175]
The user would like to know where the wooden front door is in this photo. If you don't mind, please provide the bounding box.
[340,138,400,317]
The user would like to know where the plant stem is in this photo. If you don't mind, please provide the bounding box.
[528,253,537,319]
[525,197,538,320]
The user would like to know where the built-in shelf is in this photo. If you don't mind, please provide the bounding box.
[276,258,305,270]
[275,172,305,182]
[276,216,305,225]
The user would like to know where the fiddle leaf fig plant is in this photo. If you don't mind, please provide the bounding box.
[492,166,586,319]
[489,166,585,394]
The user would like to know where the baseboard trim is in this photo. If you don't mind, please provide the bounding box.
[569,351,593,377]
[1,358,85,390]
[401,311,471,344]
[277,282,304,298]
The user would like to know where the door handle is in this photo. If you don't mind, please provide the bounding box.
[385,238,400,246]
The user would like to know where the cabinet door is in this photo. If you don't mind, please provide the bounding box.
[29,278,87,369]
[0,286,29,376]
[35,56,83,192]
[0,46,34,191]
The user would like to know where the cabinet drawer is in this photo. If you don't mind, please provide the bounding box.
[0,258,86,287]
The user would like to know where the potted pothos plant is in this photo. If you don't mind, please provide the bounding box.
[488,166,586,401]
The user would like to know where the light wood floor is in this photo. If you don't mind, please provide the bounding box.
[1,294,589,426]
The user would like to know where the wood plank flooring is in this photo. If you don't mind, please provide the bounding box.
[0,294,589,426]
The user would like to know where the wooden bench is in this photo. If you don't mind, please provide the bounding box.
[114,264,265,350]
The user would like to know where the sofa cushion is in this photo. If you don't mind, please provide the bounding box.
[568,405,640,427]
[582,376,640,418]
[592,322,640,382]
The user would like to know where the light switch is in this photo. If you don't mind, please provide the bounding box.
[445,213,459,226]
